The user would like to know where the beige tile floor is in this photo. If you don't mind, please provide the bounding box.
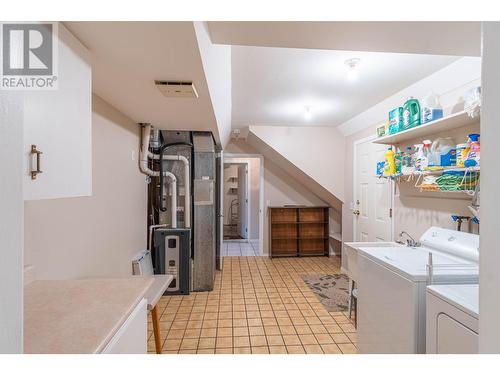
[147,256,357,354]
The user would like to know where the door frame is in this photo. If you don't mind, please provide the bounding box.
[223,153,264,253]
[352,135,394,242]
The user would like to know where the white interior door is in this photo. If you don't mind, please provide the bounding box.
[238,164,249,239]
[354,138,393,242]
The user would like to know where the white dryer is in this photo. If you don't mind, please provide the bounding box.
[426,284,478,353]
[356,227,479,354]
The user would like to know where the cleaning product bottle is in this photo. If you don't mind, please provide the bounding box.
[414,144,424,171]
[421,140,432,170]
[395,148,403,175]
[464,133,480,167]
[402,97,421,130]
[384,147,396,176]
[421,92,444,124]
[430,137,456,167]
[402,146,415,175]
[456,142,470,168]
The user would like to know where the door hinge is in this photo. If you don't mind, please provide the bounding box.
[389,208,393,218]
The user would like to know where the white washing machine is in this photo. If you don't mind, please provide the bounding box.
[356,227,479,354]
[426,284,478,353]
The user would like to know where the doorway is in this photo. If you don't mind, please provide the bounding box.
[222,154,264,256]
[353,136,393,242]
[223,163,248,240]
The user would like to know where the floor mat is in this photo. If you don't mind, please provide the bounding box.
[302,274,350,312]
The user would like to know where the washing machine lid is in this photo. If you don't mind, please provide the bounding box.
[420,227,479,262]
[427,284,479,319]
[357,246,478,282]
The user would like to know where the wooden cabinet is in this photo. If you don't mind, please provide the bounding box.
[269,206,329,257]
[22,22,92,200]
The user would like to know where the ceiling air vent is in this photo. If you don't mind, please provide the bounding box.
[154,80,199,98]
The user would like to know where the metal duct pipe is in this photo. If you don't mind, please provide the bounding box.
[161,172,177,228]
[139,123,157,177]
[158,141,192,229]
[139,124,178,228]
[148,152,190,228]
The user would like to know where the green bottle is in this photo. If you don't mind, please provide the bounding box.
[395,149,402,174]
[402,97,421,130]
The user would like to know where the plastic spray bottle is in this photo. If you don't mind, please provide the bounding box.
[384,147,396,176]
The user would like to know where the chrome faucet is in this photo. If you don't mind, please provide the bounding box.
[398,231,421,248]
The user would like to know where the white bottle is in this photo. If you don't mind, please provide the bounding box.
[421,140,432,170]
[421,92,443,124]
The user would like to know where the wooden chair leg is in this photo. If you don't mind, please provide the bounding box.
[151,305,162,354]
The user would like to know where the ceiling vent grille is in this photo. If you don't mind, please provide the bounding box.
[154,80,199,98]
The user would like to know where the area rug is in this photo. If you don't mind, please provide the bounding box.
[302,274,350,312]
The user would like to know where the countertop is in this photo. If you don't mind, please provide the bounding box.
[24,277,154,354]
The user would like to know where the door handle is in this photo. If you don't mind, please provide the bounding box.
[30,145,43,180]
[353,210,360,216]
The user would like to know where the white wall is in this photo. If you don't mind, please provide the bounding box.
[194,21,232,148]
[249,125,345,203]
[479,22,500,353]
[24,95,147,280]
[0,92,24,353]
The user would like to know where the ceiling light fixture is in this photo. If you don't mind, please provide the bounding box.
[304,106,312,120]
[344,58,361,81]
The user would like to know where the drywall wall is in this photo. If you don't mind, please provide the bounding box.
[479,22,500,354]
[249,125,345,203]
[224,158,261,240]
[225,140,328,255]
[342,57,481,244]
[24,95,147,280]
[194,21,232,148]
[338,57,482,136]
[0,92,23,353]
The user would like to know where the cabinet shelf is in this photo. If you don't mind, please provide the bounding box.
[269,206,329,258]
[373,111,479,145]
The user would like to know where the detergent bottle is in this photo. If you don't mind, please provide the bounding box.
[384,148,396,176]
[464,133,480,167]
[421,92,444,124]
[430,137,456,167]
[402,97,421,130]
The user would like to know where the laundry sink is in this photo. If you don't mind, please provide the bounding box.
[343,241,404,281]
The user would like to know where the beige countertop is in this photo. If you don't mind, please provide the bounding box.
[24,277,154,354]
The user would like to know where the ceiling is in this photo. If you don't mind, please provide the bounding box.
[64,21,479,141]
[208,22,481,57]
[231,46,459,128]
[65,22,222,143]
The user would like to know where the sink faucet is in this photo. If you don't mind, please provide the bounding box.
[399,231,421,248]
